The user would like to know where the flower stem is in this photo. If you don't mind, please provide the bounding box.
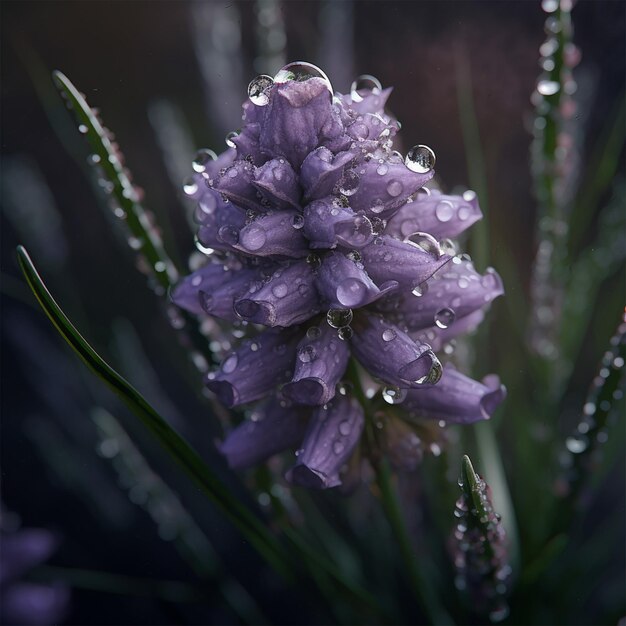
[374,458,455,626]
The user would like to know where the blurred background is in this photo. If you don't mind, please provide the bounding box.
[1,1,624,624]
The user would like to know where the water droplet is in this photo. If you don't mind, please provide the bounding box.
[541,0,558,12]
[337,326,353,341]
[336,278,367,307]
[183,178,198,196]
[370,198,385,214]
[222,353,238,373]
[346,250,362,263]
[435,308,455,329]
[298,345,317,363]
[327,308,353,328]
[435,200,454,222]
[462,189,476,202]
[306,253,321,269]
[382,386,406,404]
[307,326,321,339]
[405,145,436,174]
[78,124,88,134]
[218,225,239,245]
[338,170,359,196]
[192,149,217,173]
[154,261,166,273]
[386,179,403,197]
[271,283,288,298]
[439,238,456,255]
[338,420,351,436]
[333,440,345,454]
[404,232,441,256]
[350,74,382,103]
[382,328,397,342]
[291,213,304,229]
[412,281,428,297]
[225,130,239,148]
[274,61,333,96]
[248,74,274,106]
[537,80,560,96]
[376,163,389,176]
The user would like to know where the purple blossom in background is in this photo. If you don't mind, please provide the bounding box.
[172,62,505,488]
[0,515,70,626]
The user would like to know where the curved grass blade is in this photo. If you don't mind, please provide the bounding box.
[452,455,511,623]
[16,245,291,579]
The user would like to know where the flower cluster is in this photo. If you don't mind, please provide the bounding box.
[173,62,505,488]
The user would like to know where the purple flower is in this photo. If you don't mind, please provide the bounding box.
[174,62,505,488]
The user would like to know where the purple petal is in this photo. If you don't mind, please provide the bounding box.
[286,394,364,489]
[351,314,441,388]
[385,190,483,240]
[343,86,393,115]
[315,251,396,308]
[334,214,375,249]
[195,195,247,253]
[282,323,350,405]
[212,161,265,213]
[232,123,268,166]
[171,263,233,314]
[234,211,309,258]
[300,148,354,201]
[252,158,301,210]
[234,262,320,327]
[361,236,451,289]
[199,267,263,322]
[348,160,434,217]
[375,261,504,332]
[302,198,356,249]
[260,78,344,169]
[219,398,310,469]
[206,328,300,406]
[403,367,506,424]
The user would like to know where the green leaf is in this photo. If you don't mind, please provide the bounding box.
[16,245,291,579]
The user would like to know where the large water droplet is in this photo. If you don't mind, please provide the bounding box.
[248,74,274,106]
[404,232,441,257]
[240,224,266,250]
[192,149,217,173]
[435,200,454,222]
[274,62,333,96]
[435,307,456,329]
[405,145,436,174]
[350,74,382,103]
[327,308,353,328]
[336,278,367,307]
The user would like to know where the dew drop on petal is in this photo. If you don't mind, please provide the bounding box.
[350,74,382,103]
[337,326,353,341]
[382,328,397,342]
[435,200,454,222]
[222,353,238,373]
[404,232,441,257]
[382,386,406,404]
[338,420,351,436]
[183,178,198,196]
[336,278,367,307]
[338,170,360,196]
[225,130,239,148]
[405,145,436,174]
[291,213,305,229]
[387,179,403,197]
[192,149,217,173]
[307,326,321,339]
[248,74,274,106]
[274,61,333,97]
[333,440,345,454]
[272,283,288,298]
[412,281,429,297]
[327,308,353,328]
[435,307,456,329]
[297,345,317,363]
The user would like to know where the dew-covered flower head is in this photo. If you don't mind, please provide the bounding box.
[173,62,505,488]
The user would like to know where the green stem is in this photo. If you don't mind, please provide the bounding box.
[374,459,454,626]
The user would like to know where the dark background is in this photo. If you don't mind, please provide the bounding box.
[1,1,625,624]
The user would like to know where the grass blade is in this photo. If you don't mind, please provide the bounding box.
[16,245,291,579]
